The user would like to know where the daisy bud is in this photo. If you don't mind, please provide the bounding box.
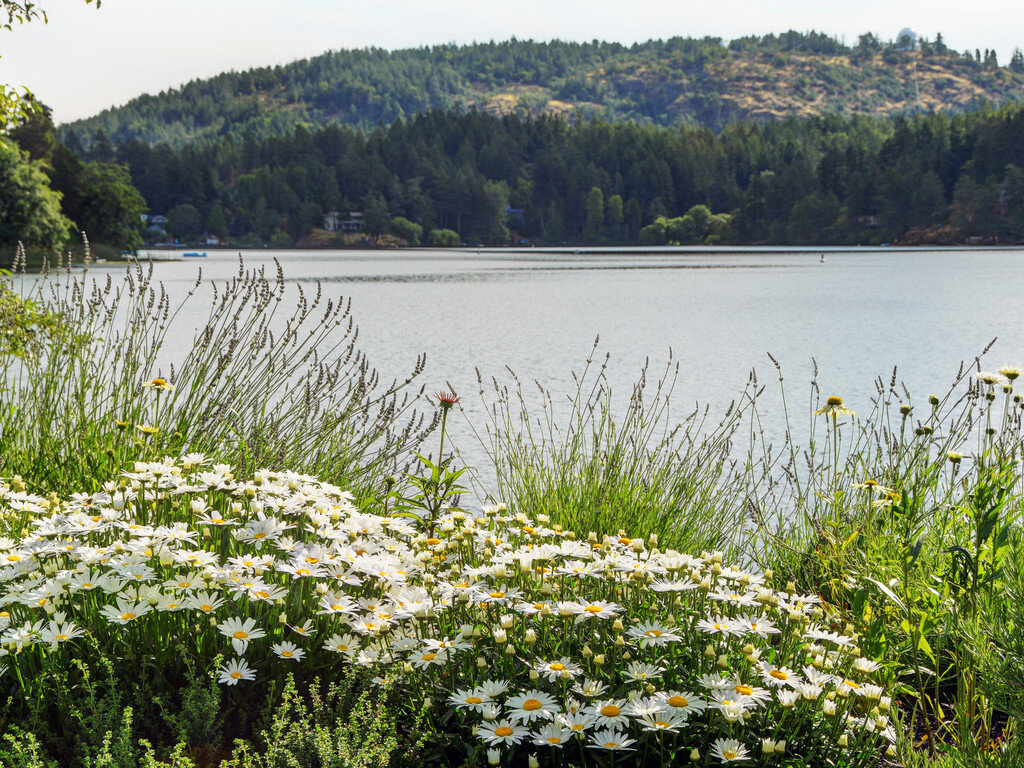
[593,654,605,666]
[777,740,786,753]
[690,749,700,761]
[705,644,716,659]
[587,532,598,543]
[529,670,540,681]
[838,734,848,747]
[500,614,514,629]
[493,628,507,644]
[699,578,712,592]
[879,696,891,712]
[582,644,593,658]
[716,654,728,669]
[209,617,217,627]
[622,651,631,660]
[612,618,624,632]
[559,669,571,680]
[504,645,515,655]
[488,749,501,766]
[762,739,775,755]
[743,644,755,655]
[528,756,539,768]
[477,656,487,669]
[403,662,413,673]
[786,581,796,593]
[645,683,656,694]
[524,629,537,644]
[764,569,773,580]
[540,583,553,596]
[746,651,760,664]
[648,533,658,546]
[278,612,288,625]
[614,635,625,647]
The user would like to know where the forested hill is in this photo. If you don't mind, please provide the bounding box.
[63,32,1024,147]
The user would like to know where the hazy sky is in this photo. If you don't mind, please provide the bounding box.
[1,0,1022,124]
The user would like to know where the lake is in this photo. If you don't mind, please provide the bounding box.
[72,246,1024,490]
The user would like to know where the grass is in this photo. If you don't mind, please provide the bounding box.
[0,256,1022,766]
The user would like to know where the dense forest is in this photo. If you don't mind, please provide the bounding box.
[63,33,1024,146]
[54,101,1024,247]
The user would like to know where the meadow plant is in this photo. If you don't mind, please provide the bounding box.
[0,256,432,494]
[0,454,895,767]
[471,343,772,556]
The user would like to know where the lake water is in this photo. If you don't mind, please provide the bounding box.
[64,246,1024,490]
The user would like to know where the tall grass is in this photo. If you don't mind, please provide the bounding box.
[0,252,433,494]
[469,341,776,556]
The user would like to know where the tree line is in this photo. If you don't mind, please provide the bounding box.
[6,101,1024,253]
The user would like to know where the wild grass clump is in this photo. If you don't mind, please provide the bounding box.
[471,343,774,556]
[0,254,432,495]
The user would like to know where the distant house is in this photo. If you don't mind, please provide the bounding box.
[142,213,169,239]
[324,211,365,233]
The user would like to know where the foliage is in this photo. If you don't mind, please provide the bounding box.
[0,258,432,494]
[0,138,71,251]
[51,101,1024,248]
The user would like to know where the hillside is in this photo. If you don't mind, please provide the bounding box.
[61,33,1024,147]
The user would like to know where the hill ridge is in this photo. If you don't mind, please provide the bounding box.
[61,32,1024,147]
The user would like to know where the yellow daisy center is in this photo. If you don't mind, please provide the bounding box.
[724,749,738,760]
[7,555,22,562]
[422,653,437,661]
[489,591,506,599]
[466,696,482,705]
[584,605,603,613]
[200,604,213,612]
[495,727,513,737]
[735,685,753,696]
[120,612,136,621]
[55,634,68,640]
[231,672,242,679]
[233,630,248,639]
[281,650,293,657]
[547,736,562,744]
[600,704,621,717]
[667,696,688,707]
[770,670,788,680]
[550,663,566,671]
[523,699,542,711]
[646,629,663,637]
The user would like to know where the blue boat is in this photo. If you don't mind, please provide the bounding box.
[183,252,207,258]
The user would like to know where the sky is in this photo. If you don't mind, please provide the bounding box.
[1,0,1022,124]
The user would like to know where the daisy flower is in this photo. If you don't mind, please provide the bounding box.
[272,641,305,661]
[100,598,152,625]
[712,738,751,762]
[448,687,492,713]
[559,712,597,734]
[217,616,265,655]
[638,710,689,733]
[322,632,360,658]
[655,691,707,716]
[590,699,630,729]
[761,665,801,688]
[623,661,664,683]
[627,621,682,647]
[410,649,448,669]
[570,600,620,624]
[531,723,572,748]
[477,720,529,747]
[218,658,256,685]
[815,395,855,417]
[505,690,560,723]
[696,616,742,636]
[587,729,635,751]
[534,658,582,681]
